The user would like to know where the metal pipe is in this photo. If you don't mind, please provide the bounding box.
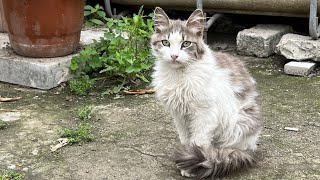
[309,0,320,39]
[104,0,114,18]
[205,13,223,29]
[197,0,203,10]
[112,0,317,17]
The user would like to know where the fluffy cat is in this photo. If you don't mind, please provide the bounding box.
[151,7,261,179]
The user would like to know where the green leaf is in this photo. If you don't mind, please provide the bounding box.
[70,61,78,70]
[115,51,124,65]
[90,19,105,25]
[125,66,136,73]
[95,4,102,10]
[97,11,106,18]
[107,22,113,28]
[147,19,154,32]
[100,66,114,73]
[140,63,151,70]
[88,56,102,69]
[136,74,149,82]
[84,11,91,16]
[138,5,144,15]
[112,86,122,94]
[84,5,93,11]
[104,32,114,39]
[133,14,139,24]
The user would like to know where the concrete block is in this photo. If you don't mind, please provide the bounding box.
[0,49,73,90]
[80,29,106,45]
[237,24,292,57]
[284,61,316,76]
[276,33,320,61]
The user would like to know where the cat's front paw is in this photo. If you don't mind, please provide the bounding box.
[180,169,196,178]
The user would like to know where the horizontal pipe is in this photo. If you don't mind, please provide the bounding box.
[112,0,319,17]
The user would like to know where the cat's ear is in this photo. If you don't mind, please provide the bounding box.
[154,7,170,33]
[186,9,204,37]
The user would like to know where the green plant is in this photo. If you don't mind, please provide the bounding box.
[0,169,24,180]
[70,6,154,94]
[84,4,107,26]
[69,75,95,95]
[59,106,94,144]
[77,105,93,121]
[60,122,93,144]
[0,120,8,129]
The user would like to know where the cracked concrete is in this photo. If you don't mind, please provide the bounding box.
[1,33,320,179]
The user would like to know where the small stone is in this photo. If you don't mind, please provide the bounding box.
[276,33,320,61]
[7,164,16,170]
[32,148,39,155]
[284,61,316,76]
[22,167,29,172]
[294,153,304,157]
[0,112,21,122]
[237,24,292,57]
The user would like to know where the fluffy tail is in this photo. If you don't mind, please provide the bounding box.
[174,144,257,179]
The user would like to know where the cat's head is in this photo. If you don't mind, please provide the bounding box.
[151,7,205,67]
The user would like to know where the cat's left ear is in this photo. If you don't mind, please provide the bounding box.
[186,9,204,37]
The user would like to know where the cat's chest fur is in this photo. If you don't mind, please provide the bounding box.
[152,60,228,115]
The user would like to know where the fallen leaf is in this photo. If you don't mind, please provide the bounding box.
[122,89,156,95]
[0,97,22,102]
[50,138,69,152]
[284,127,299,132]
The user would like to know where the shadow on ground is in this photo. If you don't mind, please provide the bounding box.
[0,33,319,180]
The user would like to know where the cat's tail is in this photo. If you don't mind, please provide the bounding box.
[174,144,257,179]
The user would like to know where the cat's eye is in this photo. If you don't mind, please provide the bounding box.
[181,41,191,48]
[162,40,170,46]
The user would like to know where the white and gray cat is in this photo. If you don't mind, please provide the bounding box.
[151,7,261,179]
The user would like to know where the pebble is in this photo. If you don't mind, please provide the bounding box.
[7,164,16,170]
[22,167,29,172]
[0,112,22,122]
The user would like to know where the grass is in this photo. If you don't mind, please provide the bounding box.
[59,105,94,144]
[0,169,23,180]
[0,119,8,129]
[77,105,93,121]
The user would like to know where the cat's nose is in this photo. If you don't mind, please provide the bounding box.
[171,55,178,61]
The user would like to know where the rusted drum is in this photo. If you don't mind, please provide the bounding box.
[3,0,84,58]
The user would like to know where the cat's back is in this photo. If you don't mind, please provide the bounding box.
[214,52,257,99]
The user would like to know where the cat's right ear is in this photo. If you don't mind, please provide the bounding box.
[154,7,170,33]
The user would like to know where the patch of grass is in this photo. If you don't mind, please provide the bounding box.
[0,169,24,180]
[69,75,95,95]
[60,122,94,144]
[0,119,8,129]
[77,105,93,121]
[59,105,94,144]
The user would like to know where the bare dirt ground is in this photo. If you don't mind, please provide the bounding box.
[1,32,320,180]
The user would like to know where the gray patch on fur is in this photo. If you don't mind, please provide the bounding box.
[174,144,257,179]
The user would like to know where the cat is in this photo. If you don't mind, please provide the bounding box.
[151,7,261,179]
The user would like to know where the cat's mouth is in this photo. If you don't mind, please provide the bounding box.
[168,60,182,64]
